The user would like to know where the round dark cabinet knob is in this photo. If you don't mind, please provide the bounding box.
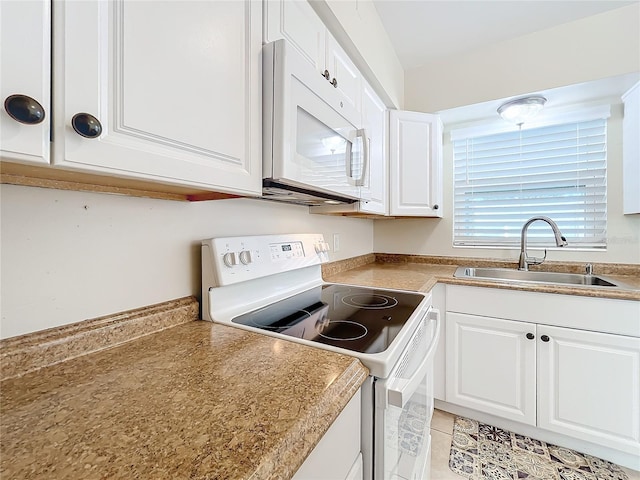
[433,204,439,210]
[72,113,102,139]
[526,333,535,340]
[4,94,46,125]
[541,335,550,342]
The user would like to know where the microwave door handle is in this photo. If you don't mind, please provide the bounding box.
[345,138,353,179]
[354,128,368,187]
[386,308,441,409]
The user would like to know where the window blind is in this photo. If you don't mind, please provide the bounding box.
[453,118,607,248]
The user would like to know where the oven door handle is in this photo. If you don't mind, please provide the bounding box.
[387,308,440,409]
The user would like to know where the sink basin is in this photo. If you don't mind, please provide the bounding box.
[454,267,621,287]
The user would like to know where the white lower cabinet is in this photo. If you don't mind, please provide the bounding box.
[446,313,536,425]
[293,389,362,480]
[444,285,640,462]
[538,325,640,454]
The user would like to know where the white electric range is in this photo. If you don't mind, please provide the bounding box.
[201,234,440,480]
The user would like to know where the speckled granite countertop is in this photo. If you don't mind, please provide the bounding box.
[1,312,368,480]
[2,254,637,479]
[323,254,640,301]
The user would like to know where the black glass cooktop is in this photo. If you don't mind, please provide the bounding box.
[232,284,425,354]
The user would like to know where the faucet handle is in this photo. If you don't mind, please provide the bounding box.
[585,263,594,275]
[526,249,547,266]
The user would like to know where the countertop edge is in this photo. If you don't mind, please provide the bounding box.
[255,359,369,480]
[436,275,640,301]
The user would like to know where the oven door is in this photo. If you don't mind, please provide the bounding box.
[374,307,441,480]
[264,39,367,199]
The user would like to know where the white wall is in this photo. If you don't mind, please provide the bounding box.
[0,185,373,339]
[405,4,640,113]
[376,5,640,264]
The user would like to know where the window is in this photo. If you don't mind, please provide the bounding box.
[452,110,608,249]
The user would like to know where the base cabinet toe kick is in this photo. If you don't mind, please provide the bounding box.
[435,285,640,470]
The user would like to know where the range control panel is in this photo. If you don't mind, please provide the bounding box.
[202,234,330,287]
[269,241,304,261]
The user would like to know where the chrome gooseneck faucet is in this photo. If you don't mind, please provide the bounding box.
[518,216,568,271]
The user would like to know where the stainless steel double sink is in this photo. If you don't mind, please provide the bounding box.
[454,266,623,288]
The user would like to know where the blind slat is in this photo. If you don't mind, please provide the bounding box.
[453,117,607,248]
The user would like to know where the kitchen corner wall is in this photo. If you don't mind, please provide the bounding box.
[374,3,640,266]
[374,104,640,264]
[404,4,640,113]
[0,185,373,339]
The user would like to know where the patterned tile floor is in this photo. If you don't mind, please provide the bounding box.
[429,409,640,480]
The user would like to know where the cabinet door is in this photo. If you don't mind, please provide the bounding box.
[0,0,50,165]
[538,325,640,455]
[264,0,325,74]
[359,81,387,215]
[446,312,536,425]
[622,82,640,214]
[53,1,261,195]
[389,110,443,217]
[325,36,361,123]
[292,390,361,480]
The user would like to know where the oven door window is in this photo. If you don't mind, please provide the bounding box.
[375,317,437,480]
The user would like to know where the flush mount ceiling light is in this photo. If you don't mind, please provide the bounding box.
[497,96,547,125]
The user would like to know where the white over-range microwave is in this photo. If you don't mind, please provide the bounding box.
[262,39,368,206]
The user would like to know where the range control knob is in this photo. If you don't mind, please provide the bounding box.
[222,252,237,267]
[239,250,252,265]
[315,242,330,254]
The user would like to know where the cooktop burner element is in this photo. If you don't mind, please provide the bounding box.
[316,320,368,341]
[232,284,424,354]
[341,293,399,309]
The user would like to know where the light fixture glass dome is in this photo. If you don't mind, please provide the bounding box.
[497,96,547,125]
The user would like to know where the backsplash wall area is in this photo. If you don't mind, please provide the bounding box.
[0,185,373,339]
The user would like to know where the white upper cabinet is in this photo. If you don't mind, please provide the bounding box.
[622,82,640,214]
[325,36,361,119]
[264,0,361,124]
[359,81,388,215]
[265,1,446,218]
[264,0,325,74]
[51,1,262,195]
[0,0,51,165]
[389,110,443,217]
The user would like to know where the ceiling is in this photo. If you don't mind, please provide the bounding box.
[372,0,637,70]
